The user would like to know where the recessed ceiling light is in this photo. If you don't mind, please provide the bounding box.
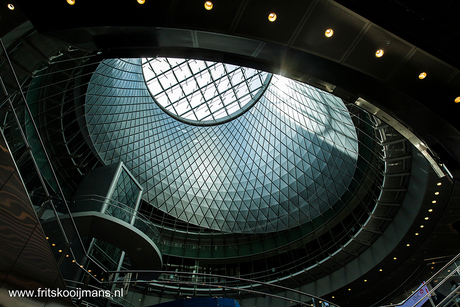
[67,0,75,5]
[348,288,351,291]
[437,182,442,186]
[432,200,437,204]
[268,12,277,22]
[415,232,419,235]
[325,29,333,37]
[137,0,145,3]
[420,225,424,228]
[425,217,429,220]
[375,49,384,57]
[204,1,213,10]
[52,243,56,246]
[58,249,62,253]
[393,257,397,260]
[435,192,440,195]
[72,259,76,263]
[332,296,335,299]
[455,97,460,103]
[419,72,427,79]
[379,269,383,272]
[7,3,14,10]
[364,279,368,282]
[406,243,410,247]
[428,209,433,212]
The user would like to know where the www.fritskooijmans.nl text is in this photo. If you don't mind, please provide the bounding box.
[8,288,124,300]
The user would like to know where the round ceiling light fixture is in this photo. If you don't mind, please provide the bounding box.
[204,1,213,10]
[419,72,427,79]
[375,49,384,58]
[66,0,75,5]
[7,3,14,10]
[455,96,460,103]
[137,0,145,4]
[268,12,277,22]
[325,29,333,37]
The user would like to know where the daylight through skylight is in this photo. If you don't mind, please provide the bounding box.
[142,57,270,125]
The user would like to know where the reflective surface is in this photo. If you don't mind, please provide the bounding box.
[86,58,359,234]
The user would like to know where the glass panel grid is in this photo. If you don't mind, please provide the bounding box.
[86,58,359,234]
[142,57,269,124]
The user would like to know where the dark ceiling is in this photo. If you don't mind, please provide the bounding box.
[3,0,460,306]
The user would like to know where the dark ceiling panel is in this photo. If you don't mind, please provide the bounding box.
[0,1,28,37]
[233,0,315,45]
[17,0,176,32]
[196,32,261,57]
[169,0,244,33]
[343,25,414,81]
[291,1,368,62]
[388,50,456,102]
[431,72,460,127]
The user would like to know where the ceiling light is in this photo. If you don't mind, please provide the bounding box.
[325,29,333,37]
[432,200,437,204]
[7,3,14,10]
[66,254,69,257]
[432,262,435,264]
[268,13,277,22]
[46,237,49,240]
[88,270,92,272]
[379,269,383,272]
[375,49,384,57]
[348,288,351,291]
[72,260,76,262]
[455,97,460,103]
[80,265,83,268]
[137,0,145,4]
[420,225,424,228]
[52,243,56,246]
[431,266,434,269]
[407,243,410,247]
[437,182,442,186]
[364,279,367,282]
[204,1,213,10]
[332,296,335,299]
[58,249,62,253]
[425,217,429,220]
[418,72,427,79]
[435,192,440,195]
[415,232,419,235]
[393,257,397,260]
[428,209,433,212]
[67,0,75,5]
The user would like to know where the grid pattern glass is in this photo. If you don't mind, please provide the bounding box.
[105,168,141,223]
[85,58,359,234]
[142,57,269,125]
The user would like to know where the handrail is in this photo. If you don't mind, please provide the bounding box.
[105,269,339,307]
[379,251,460,307]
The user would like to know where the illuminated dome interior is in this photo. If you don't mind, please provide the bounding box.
[85,58,359,234]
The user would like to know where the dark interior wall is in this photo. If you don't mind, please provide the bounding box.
[0,130,74,307]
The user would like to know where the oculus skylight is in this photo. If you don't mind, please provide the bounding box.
[142,57,270,125]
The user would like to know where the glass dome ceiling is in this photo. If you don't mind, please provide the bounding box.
[142,57,270,125]
[85,58,359,234]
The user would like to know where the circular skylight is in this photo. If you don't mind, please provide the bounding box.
[142,57,271,125]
